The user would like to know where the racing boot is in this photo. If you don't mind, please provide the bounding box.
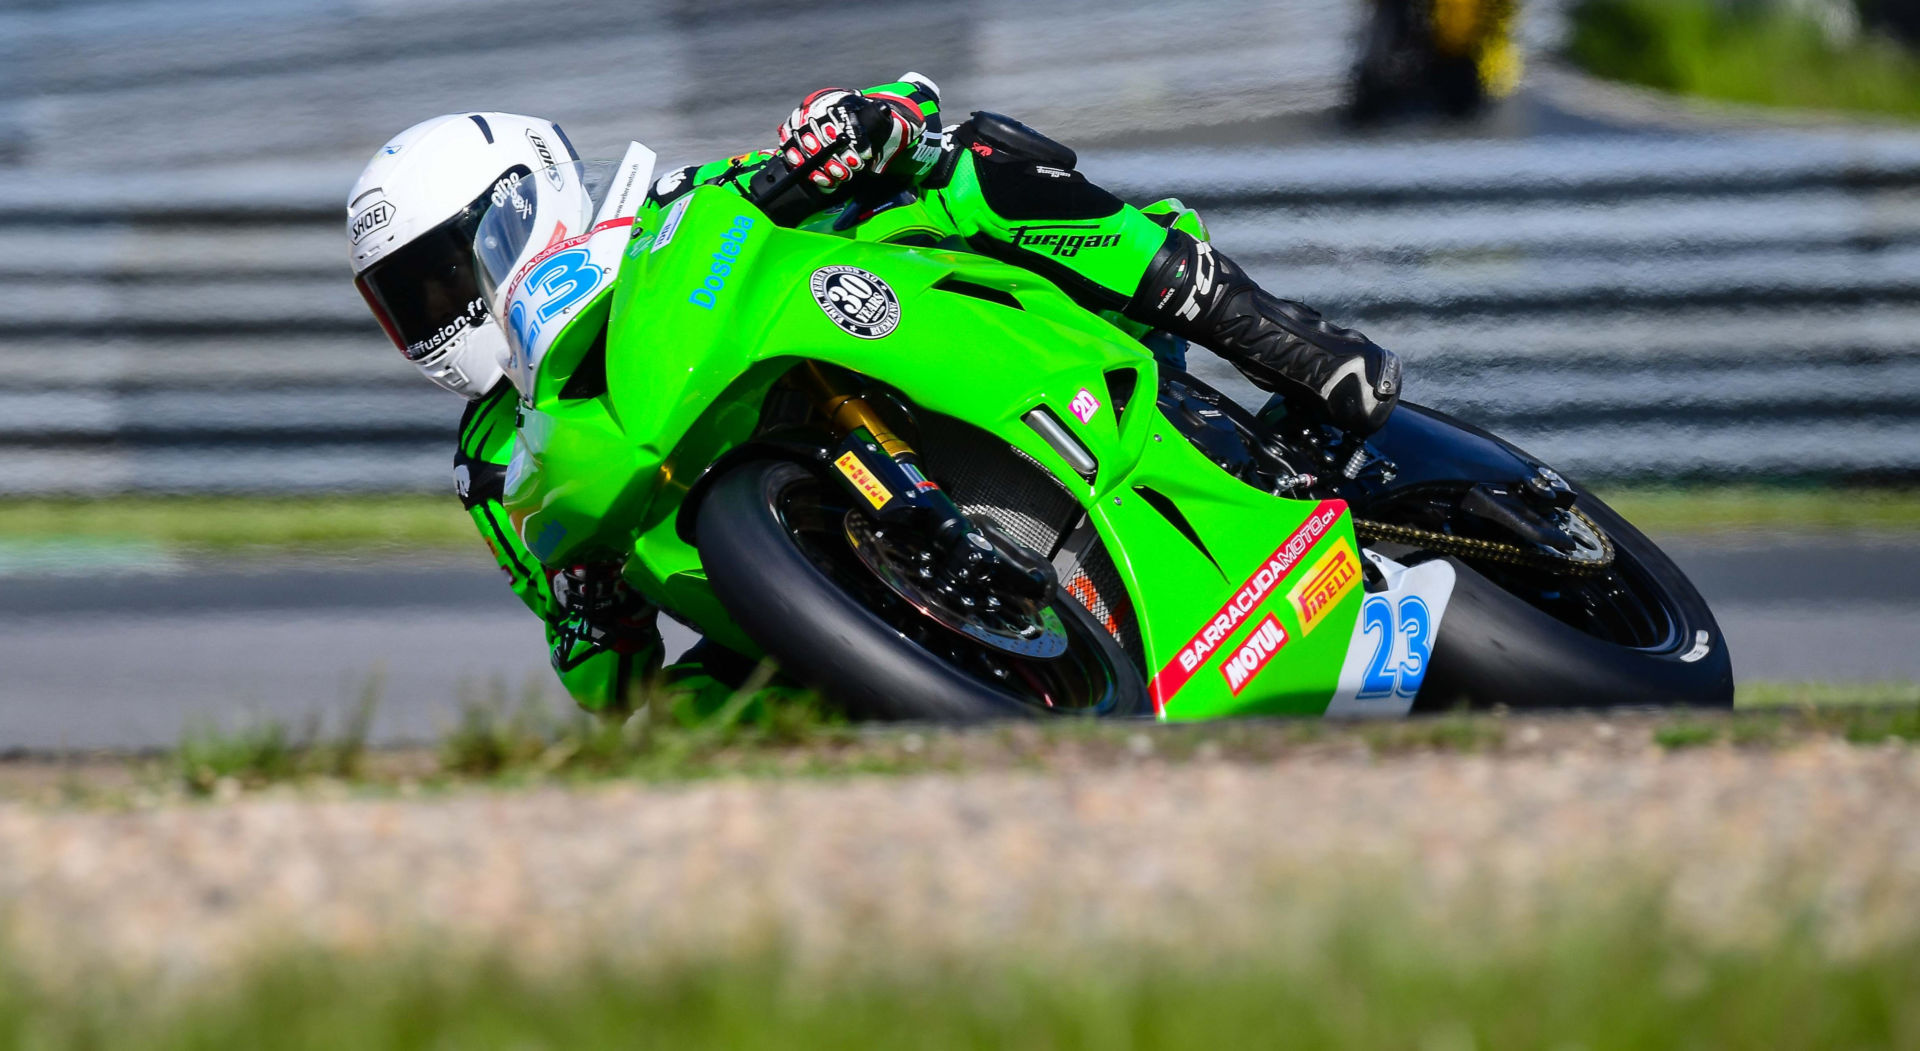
[1127,230,1402,435]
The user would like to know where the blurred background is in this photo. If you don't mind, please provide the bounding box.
[0,0,1915,747]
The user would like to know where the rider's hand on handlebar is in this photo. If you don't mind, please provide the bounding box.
[778,88,923,193]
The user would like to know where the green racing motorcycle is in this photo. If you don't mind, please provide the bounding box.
[481,145,1732,720]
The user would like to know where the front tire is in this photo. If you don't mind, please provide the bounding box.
[697,461,1151,721]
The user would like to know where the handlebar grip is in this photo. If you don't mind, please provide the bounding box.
[750,147,837,208]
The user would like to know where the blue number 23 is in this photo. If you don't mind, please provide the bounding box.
[1358,595,1433,700]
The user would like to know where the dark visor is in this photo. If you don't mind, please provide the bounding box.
[354,166,528,361]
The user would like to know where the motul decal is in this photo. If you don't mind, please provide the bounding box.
[1221,615,1288,695]
[1147,499,1346,713]
[1288,537,1361,636]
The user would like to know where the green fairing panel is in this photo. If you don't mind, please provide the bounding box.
[508,187,1362,718]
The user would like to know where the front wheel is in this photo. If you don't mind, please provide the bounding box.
[696,461,1151,721]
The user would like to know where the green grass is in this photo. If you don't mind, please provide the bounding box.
[2,895,1916,1050]
[1595,485,1920,537]
[1739,680,1920,708]
[0,486,1912,561]
[1568,0,1920,120]
[175,682,379,795]
[0,494,475,557]
[1653,722,1720,749]
[428,669,912,784]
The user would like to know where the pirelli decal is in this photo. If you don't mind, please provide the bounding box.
[1288,538,1361,636]
[834,452,893,510]
[1147,499,1347,713]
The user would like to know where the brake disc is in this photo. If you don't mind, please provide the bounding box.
[843,512,1070,659]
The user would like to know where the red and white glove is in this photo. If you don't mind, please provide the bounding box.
[778,88,923,193]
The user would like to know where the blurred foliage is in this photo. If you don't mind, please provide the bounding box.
[434,667,867,783]
[1653,722,1721,748]
[2,889,1918,1050]
[1568,0,1920,119]
[131,683,1920,798]
[175,681,379,795]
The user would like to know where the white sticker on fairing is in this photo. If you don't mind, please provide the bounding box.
[652,195,690,254]
[1323,551,1457,718]
[594,140,658,228]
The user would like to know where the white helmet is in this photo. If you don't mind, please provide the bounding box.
[347,112,582,398]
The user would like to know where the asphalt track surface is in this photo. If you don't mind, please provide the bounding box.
[0,539,1913,751]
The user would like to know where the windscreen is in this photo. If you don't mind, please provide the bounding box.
[470,158,608,395]
[473,159,595,304]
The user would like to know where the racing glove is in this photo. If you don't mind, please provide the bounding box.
[777,78,934,193]
[550,562,658,656]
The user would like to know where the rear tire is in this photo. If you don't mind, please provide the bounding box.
[697,461,1151,721]
[1415,493,1735,710]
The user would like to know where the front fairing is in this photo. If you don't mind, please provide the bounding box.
[507,186,1366,717]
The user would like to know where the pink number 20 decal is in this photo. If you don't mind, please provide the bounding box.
[1069,387,1101,423]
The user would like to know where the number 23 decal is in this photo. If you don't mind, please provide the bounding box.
[507,248,605,354]
[1357,594,1434,699]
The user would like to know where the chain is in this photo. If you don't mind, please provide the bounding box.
[1352,507,1616,575]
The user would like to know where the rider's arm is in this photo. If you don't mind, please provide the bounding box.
[455,381,659,714]
[640,75,944,228]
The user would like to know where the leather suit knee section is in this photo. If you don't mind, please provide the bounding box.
[1127,229,1402,434]
[950,112,1125,222]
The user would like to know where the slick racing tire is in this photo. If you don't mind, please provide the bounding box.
[697,461,1151,721]
[1414,492,1735,710]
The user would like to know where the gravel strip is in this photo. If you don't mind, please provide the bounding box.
[4,740,1920,979]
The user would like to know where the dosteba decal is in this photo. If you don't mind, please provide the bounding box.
[687,214,756,309]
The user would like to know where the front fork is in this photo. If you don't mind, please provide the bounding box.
[797,364,1054,600]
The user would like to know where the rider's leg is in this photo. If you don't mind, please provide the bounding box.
[926,114,1400,433]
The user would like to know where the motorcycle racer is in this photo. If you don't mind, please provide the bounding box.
[349,112,665,713]
[347,77,1402,715]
